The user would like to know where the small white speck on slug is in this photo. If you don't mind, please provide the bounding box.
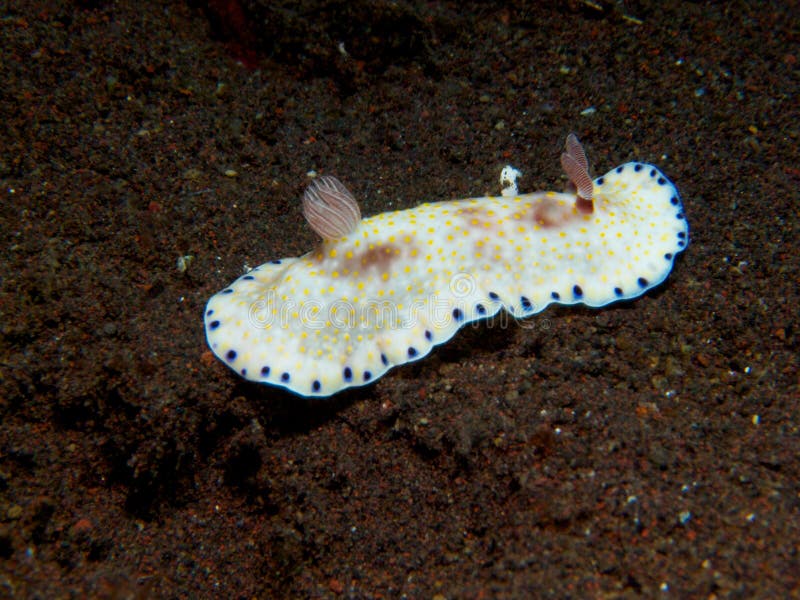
[204,134,689,397]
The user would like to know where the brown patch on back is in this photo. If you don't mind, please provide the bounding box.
[458,206,481,215]
[531,198,574,229]
[457,206,489,232]
[349,243,402,274]
[575,196,594,214]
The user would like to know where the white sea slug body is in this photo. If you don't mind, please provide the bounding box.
[205,134,689,397]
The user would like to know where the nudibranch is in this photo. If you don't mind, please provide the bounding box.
[205,134,688,397]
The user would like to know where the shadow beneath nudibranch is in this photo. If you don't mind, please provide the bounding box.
[231,377,371,435]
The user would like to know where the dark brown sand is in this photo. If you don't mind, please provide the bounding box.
[1,1,797,597]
